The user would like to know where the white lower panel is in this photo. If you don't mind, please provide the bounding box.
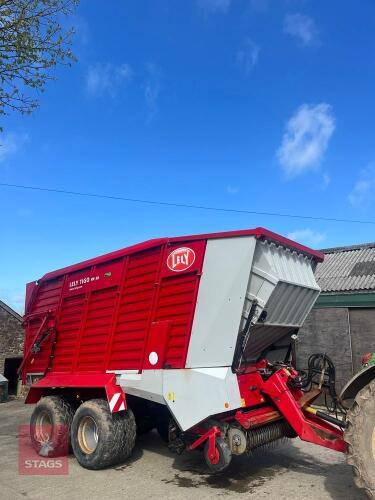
[118,368,242,431]
[117,368,242,431]
[118,370,165,405]
[163,367,242,431]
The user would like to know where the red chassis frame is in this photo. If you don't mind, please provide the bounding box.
[256,368,346,453]
[189,365,346,459]
[25,365,346,456]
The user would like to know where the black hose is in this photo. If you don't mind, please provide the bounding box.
[233,300,258,373]
[299,353,346,418]
[315,410,347,428]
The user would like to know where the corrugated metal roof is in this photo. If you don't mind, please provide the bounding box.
[316,243,375,293]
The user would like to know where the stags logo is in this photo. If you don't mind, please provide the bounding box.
[167,247,196,272]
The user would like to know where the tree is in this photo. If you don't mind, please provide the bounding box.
[0,0,78,123]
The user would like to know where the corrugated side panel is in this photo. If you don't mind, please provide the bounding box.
[265,282,319,326]
[154,273,200,368]
[51,293,85,372]
[107,247,162,370]
[244,239,320,328]
[30,277,64,316]
[23,277,64,374]
[76,286,118,371]
[26,241,202,375]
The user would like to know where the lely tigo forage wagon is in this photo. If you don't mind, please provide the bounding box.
[20,227,375,496]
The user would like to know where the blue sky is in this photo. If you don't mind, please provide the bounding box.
[1,0,375,311]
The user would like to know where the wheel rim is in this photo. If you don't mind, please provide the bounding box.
[35,411,52,443]
[77,416,99,454]
[372,425,375,461]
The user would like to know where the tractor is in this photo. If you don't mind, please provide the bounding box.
[340,352,375,497]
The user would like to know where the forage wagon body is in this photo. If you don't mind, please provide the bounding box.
[20,227,375,496]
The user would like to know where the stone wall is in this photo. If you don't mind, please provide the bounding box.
[0,305,24,374]
[297,306,375,391]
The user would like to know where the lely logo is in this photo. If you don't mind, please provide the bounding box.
[167,247,196,272]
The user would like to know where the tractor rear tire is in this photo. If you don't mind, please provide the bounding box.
[345,379,375,499]
[71,399,136,470]
[30,396,74,457]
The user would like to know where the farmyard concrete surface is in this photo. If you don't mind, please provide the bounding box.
[0,400,365,500]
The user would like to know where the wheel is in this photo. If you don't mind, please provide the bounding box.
[71,399,136,470]
[129,399,154,435]
[156,419,170,442]
[154,405,172,442]
[345,379,375,498]
[136,416,155,435]
[30,395,74,457]
[204,437,232,473]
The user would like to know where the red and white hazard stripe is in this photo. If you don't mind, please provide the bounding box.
[108,392,126,412]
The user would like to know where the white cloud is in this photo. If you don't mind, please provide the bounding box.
[277,103,335,177]
[227,184,239,195]
[85,63,133,97]
[197,0,231,14]
[287,228,326,247]
[348,166,375,208]
[236,39,260,73]
[144,63,162,122]
[283,13,319,47]
[0,132,29,163]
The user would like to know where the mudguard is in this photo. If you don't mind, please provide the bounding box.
[340,364,375,406]
[25,372,127,413]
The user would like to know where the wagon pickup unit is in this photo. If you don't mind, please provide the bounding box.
[20,227,375,497]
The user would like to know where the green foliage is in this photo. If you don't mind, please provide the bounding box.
[0,0,78,121]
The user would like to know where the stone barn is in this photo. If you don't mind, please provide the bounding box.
[297,242,375,391]
[0,300,24,395]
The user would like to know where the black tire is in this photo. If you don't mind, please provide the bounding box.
[156,416,171,443]
[135,416,155,435]
[345,379,375,499]
[71,399,136,470]
[204,437,232,473]
[30,396,74,457]
[154,405,172,443]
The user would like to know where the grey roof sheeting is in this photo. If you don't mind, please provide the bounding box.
[316,242,375,293]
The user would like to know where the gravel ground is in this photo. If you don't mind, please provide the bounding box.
[0,400,366,500]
